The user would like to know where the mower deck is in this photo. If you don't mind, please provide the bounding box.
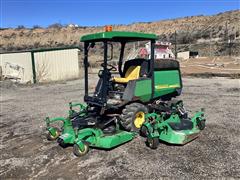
[44,30,206,157]
[76,128,135,149]
[141,105,206,149]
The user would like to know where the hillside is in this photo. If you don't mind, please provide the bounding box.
[0,10,239,53]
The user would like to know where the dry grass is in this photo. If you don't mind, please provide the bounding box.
[180,56,240,77]
[0,10,239,52]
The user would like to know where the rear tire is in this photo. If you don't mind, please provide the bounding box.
[120,103,148,132]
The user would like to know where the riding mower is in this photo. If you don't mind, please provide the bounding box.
[45,27,206,156]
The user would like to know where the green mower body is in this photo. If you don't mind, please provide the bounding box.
[123,68,181,103]
[45,30,206,157]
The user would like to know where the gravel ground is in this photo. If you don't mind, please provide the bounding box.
[1,77,240,179]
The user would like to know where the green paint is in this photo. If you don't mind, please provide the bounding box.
[153,70,181,98]
[59,131,76,144]
[45,102,87,144]
[0,46,80,55]
[75,140,87,152]
[30,46,80,53]
[144,110,205,145]
[47,126,59,137]
[132,70,181,102]
[68,102,87,117]
[134,79,152,102]
[75,128,135,149]
[94,131,134,148]
[80,31,157,42]
[46,101,135,149]
[31,51,36,83]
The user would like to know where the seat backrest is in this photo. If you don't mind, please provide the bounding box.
[154,59,180,71]
[124,66,141,79]
[123,58,149,77]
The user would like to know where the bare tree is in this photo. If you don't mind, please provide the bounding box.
[36,61,49,82]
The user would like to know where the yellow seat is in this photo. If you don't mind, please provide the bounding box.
[113,66,141,83]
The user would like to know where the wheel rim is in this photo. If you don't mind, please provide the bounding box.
[76,144,88,155]
[49,130,60,140]
[148,138,153,146]
[134,111,145,129]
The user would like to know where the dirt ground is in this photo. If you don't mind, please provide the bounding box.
[180,56,240,77]
[1,76,240,179]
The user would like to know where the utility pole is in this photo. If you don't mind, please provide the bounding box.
[229,37,232,57]
[225,21,229,56]
[226,21,232,57]
[175,30,177,59]
[210,31,212,57]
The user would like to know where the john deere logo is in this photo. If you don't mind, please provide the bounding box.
[155,84,180,90]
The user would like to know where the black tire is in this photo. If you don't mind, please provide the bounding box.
[140,125,149,137]
[73,143,89,157]
[46,128,60,141]
[57,138,68,148]
[120,103,148,132]
[154,59,179,70]
[147,137,159,149]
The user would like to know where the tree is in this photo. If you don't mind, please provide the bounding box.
[48,23,63,29]
[17,25,25,29]
[32,25,42,29]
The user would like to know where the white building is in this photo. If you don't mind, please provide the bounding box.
[177,51,190,60]
[144,41,175,59]
[68,24,79,28]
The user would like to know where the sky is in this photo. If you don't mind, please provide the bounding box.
[1,0,239,28]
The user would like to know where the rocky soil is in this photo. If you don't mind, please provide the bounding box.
[1,77,240,179]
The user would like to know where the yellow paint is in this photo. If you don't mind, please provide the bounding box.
[134,111,145,128]
[169,84,180,88]
[155,84,180,89]
[113,66,141,83]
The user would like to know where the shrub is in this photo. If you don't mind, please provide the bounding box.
[48,23,63,29]
[17,25,25,29]
[32,25,42,29]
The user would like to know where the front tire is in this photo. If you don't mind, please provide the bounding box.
[46,128,60,141]
[120,103,148,132]
[147,137,159,149]
[73,143,89,157]
[140,125,149,137]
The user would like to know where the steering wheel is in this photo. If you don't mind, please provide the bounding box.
[101,63,117,71]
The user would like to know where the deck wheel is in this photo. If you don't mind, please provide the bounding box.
[73,143,89,157]
[147,137,159,149]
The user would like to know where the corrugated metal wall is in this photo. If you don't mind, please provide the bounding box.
[34,49,79,82]
[0,48,79,83]
[0,52,33,83]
